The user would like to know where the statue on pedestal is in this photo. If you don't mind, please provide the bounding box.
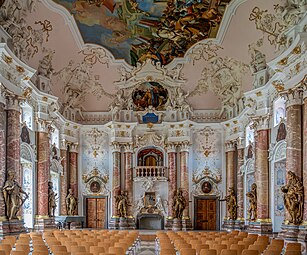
[225,187,237,220]
[172,189,186,219]
[116,191,129,218]
[281,171,303,225]
[48,181,57,217]
[246,183,257,221]
[66,188,77,215]
[2,170,28,220]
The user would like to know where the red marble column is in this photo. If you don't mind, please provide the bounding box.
[37,132,50,216]
[180,143,189,218]
[124,144,133,216]
[225,141,235,218]
[302,95,307,220]
[167,144,177,217]
[236,145,245,220]
[6,97,21,184]
[0,102,6,218]
[255,128,270,219]
[60,145,68,215]
[285,90,302,179]
[112,143,121,216]
[69,144,78,213]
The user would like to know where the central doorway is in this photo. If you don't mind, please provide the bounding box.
[85,197,107,229]
[194,196,219,230]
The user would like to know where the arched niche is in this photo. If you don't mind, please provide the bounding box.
[270,140,286,232]
[243,158,255,224]
[137,147,164,167]
[20,143,36,229]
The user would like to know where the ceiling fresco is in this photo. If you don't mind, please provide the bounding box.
[52,0,231,65]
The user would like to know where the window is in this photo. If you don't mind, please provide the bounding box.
[21,104,33,130]
[274,97,286,127]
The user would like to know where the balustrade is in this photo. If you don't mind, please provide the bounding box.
[135,166,167,178]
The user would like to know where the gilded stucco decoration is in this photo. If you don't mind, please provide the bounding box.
[249,1,307,50]
[193,56,249,117]
[82,166,110,195]
[135,132,165,148]
[0,0,52,59]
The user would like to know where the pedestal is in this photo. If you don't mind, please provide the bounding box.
[34,217,57,231]
[126,217,136,230]
[165,217,173,230]
[0,219,26,237]
[172,218,182,231]
[247,220,272,234]
[279,224,305,254]
[181,218,192,231]
[223,219,245,231]
[108,216,120,230]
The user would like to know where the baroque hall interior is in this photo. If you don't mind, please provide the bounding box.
[0,0,306,253]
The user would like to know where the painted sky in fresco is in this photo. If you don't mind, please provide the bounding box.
[53,0,231,65]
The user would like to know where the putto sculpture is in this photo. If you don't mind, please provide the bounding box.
[281,171,303,225]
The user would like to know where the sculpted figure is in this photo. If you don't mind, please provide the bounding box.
[66,188,77,216]
[116,191,129,218]
[246,183,257,221]
[225,187,237,220]
[2,170,28,220]
[48,181,57,217]
[172,189,186,219]
[281,171,303,225]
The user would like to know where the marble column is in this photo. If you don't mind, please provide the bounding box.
[69,143,78,213]
[60,142,68,215]
[111,143,121,217]
[167,144,177,218]
[250,114,272,233]
[123,144,133,217]
[6,96,21,183]
[225,141,236,199]
[236,139,245,221]
[0,101,6,219]
[179,142,190,218]
[37,131,50,217]
[303,94,307,222]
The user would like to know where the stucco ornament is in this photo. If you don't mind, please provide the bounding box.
[37,50,55,78]
[193,56,248,117]
[248,38,266,73]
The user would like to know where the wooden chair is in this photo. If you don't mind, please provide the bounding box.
[284,251,302,255]
[108,247,125,255]
[242,249,259,255]
[200,249,217,255]
[0,244,12,255]
[286,243,301,251]
[263,250,282,255]
[180,248,196,255]
[220,249,237,255]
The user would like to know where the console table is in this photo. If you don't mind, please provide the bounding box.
[137,214,164,230]
[55,216,86,229]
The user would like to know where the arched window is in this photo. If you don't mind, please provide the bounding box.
[274,97,286,127]
[50,172,60,216]
[21,103,33,130]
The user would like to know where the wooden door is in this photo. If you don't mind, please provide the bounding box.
[195,199,217,230]
[86,198,106,229]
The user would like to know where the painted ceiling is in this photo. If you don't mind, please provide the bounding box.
[52,0,231,65]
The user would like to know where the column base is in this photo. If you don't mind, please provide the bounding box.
[165,217,173,230]
[223,219,245,231]
[181,218,193,231]
[172,218,182,231]
[0,219,26,237]
[247,220,272,234]
[109,217,136,230]
[279,224,306,254]
[108,216,120,230]
[34,217,57,232]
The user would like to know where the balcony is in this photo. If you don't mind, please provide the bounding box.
[135,166,167,178]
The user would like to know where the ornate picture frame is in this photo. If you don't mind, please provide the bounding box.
[144,192,156,208]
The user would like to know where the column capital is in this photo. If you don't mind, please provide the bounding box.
[225,140,236,152]
[110,141,121,153]
[166,143,177,153]
[123,143,133,153]
[60,139,68,150]
[6,94,20,111]
[36,118,53,134]
[250,114,270,131]
[69,143,79,153]
[280,87,303,107]
[178,141,190,152]
[0,84,6,105]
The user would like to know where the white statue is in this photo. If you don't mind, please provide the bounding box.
[173,88,193,114]
[155,194,166,214]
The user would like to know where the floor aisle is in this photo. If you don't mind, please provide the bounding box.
[137,241,156,255]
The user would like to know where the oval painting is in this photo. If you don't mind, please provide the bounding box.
[132,82,168,111]
[202,181,212,194]
[90,181,101,193]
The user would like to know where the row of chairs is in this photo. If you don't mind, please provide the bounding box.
[156,230,303,255]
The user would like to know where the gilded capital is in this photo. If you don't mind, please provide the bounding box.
[280,87,303,107]
[250,114,270,131]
